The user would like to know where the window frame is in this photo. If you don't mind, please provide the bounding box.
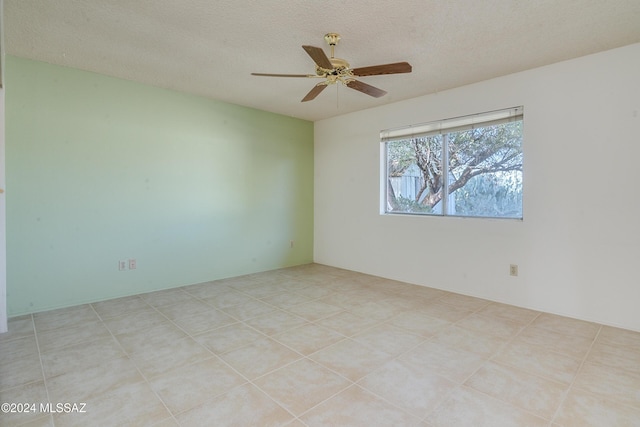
[381,106,524,220]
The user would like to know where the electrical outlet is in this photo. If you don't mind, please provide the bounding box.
[118,260,127,271]
[510,264,519,277]
[128,258,137,270]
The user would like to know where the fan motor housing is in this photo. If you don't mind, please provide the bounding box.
[316,57,351,77]
[330,57,349,69]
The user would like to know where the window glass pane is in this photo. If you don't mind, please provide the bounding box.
[452,170,523,217]
[386,135,443,215]
[447,122,523,218]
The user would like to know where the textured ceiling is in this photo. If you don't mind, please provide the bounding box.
[5,0,640,122]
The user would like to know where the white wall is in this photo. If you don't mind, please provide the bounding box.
[314,43,640,332]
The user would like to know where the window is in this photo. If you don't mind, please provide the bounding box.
[382,107,523,219]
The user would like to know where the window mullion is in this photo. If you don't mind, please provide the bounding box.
[442,133,449,215]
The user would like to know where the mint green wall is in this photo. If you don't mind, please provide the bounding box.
[5,56,314,316]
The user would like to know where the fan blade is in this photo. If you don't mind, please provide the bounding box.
[302,45,333,70]
[252,73,315,78]
[301,84,327,102]
[346,80,387,98]
[351,62,412,76]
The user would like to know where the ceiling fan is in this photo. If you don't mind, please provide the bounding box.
[251,33,412,102]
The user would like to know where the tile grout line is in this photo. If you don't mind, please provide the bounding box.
[478,311,591,424]
[30,313,55,426]
[11,267,639,426]
[147,295,307,424]
[287,312,438,423]
[548,324,603,426]
[482,310,591,373]
[176,277,399,423]
[419,311,547,424]
[467,310,543,380]
[356,308,506,422]
[215,305,355,417]
[89,303,182,427]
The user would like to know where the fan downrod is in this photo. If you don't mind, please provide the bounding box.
[324,33,341,60]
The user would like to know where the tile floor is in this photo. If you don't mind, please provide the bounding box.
[1,263,639,426]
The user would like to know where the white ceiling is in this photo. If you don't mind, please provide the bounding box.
[5,0,640,122]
